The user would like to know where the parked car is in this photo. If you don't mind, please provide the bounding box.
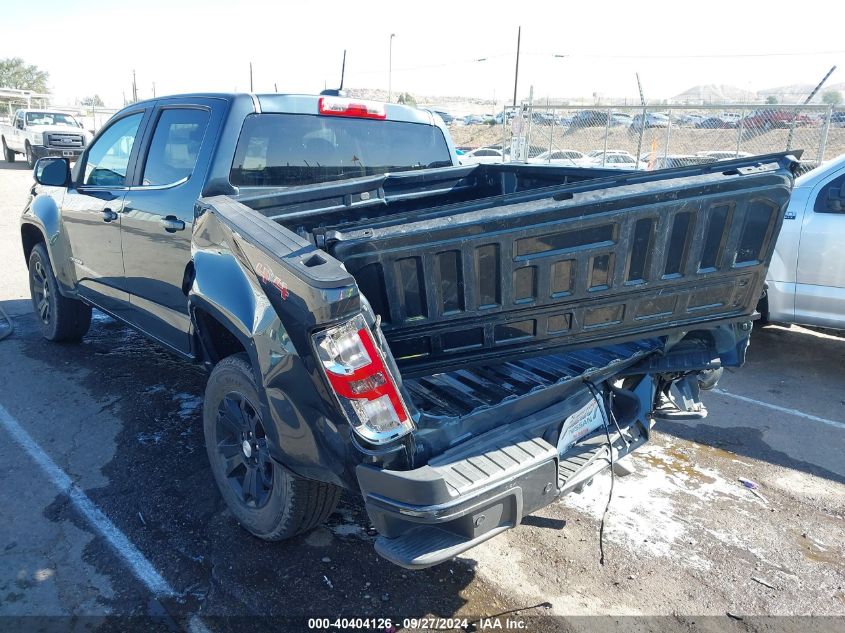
[741,109,814,130]
[494,110,518,124]
[677,114,705,127]
[569,110,609,128]
[831,111,845,128]
[459,147,504,164]
[528,149,586,165]
[761,153,845,330]
[696,151,752,161]
[531,111,556,126]
[20,91,796,569]
[651,154,717,169]
[696,117,736,129]
[463,114,486,125]
[2,108,92,167]
[585,150,646,169]
[629,112,669,131]
[610,112,633,127]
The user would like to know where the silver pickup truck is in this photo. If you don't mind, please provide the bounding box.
[1,108,92,167]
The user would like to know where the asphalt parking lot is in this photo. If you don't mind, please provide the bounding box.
[0,161,843,632]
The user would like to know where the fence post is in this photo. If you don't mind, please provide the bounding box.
[602,107,611,166]
[501,106,508,163]
[663,109,672,160]
[635,105,647,163]
[818,105,832,163]
[735,106,746,156]
[548,107,555,161]
[786,104,798,151]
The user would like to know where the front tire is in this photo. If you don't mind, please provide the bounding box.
[28,243,91,342]
[2,137,14,162]
[25,143,35,169]
[203,354,341,541]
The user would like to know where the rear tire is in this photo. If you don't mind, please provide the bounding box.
[2,137,14,163]
[28,243,91,342]
[203,353,341,541]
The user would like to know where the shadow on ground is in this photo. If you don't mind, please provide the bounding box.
[12,309,525,624]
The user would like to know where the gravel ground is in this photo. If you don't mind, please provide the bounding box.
[0,162,843,632]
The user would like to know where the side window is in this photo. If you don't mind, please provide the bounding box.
[141,108,210,186]
[815,172,845,214]
[83,113,143,187]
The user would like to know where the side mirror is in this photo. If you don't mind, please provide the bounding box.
[34,157,71,187]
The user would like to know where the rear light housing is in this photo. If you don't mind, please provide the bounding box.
[318,96,387,120]
[313,315,413,444]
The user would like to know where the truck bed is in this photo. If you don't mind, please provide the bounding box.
[233,155,795,375]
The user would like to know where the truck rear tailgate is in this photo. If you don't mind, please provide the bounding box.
[325,156,794,375]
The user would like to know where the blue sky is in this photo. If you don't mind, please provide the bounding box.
[2,0,842,107]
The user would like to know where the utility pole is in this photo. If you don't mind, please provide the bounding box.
[512,26,521,107]
[152,82,156,98]
[388,33,396,103]
[132,70,137,103]
[249,62,254,92]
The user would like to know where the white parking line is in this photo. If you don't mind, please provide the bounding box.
[0,403,175,598]
[713,389,845,430]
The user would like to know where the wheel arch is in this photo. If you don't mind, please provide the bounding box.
[21,222,46,266]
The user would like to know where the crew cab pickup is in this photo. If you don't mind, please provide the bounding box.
[20,93,797,569]
[2,108,91,167]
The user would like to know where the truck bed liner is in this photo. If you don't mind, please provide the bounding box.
[404,340,661,418]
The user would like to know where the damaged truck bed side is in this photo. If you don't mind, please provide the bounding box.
[21,93,796,569]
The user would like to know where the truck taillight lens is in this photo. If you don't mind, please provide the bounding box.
[318,97,387,120]
[313,315,413,444]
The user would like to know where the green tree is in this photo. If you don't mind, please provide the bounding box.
[396,92,417,106]
[765,95,778,105]
[0,57,49,92]
[821,90,843,106]
[81,95,104,107]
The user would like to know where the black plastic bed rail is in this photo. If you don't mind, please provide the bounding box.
[326,155,796,376]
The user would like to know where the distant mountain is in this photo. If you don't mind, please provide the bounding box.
[670,84,757,104]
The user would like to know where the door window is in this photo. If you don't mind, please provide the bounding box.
[814,172,845,214]
[141,108,210,186]
[83,113,143,187]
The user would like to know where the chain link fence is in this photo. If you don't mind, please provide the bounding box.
[452,103,845,174]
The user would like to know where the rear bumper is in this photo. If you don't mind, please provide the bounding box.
[357,398,650,569]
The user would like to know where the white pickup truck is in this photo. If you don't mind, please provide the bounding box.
[1,109,92,168]
[762,153,845,330]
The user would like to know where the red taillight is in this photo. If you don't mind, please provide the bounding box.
[318,96,387,120]
[313,315,412,444]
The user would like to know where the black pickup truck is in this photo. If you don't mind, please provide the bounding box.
[21,93,796,569]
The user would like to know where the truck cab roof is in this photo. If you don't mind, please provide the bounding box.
[123,93,441,126]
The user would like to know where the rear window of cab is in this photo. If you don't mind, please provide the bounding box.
[230,113,452,187]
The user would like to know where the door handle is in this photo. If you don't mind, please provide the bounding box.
[101,208,118,222]
[159,216,186,233]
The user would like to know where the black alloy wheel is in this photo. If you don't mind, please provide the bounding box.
[215,391,274,509]
[30,256,51,325]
